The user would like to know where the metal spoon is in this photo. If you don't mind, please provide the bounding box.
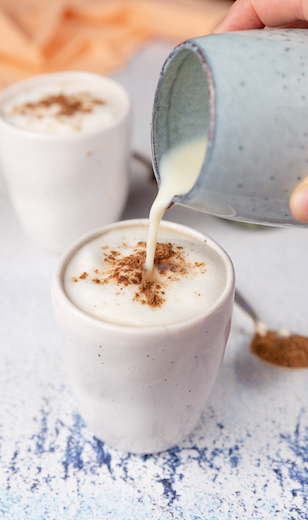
[235,290,308,369]
[234,289,290,338]
[132,151,155,179]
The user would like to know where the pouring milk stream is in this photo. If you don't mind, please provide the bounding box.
[145,135,207,277]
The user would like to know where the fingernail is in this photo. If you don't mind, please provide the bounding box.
[290,186,308,222]
[213,18,225,34]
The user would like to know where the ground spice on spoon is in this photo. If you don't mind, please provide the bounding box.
[250,331,308,368]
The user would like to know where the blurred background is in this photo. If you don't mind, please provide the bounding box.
[0,0,233,89]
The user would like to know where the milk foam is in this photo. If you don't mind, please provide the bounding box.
[63,222,228,327]
[145,136,207,273]
[0,79,123,134]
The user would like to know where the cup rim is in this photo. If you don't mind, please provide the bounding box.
[151,40,215,203]
[52,218,235,333]
[0,70,131,140]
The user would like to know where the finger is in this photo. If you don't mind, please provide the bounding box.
[277,21,308,28]
[215,0,308,33]
[290,177,308,222]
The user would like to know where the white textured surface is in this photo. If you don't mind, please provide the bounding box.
[1,41,308,519]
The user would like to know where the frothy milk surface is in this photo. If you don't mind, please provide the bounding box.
[146,136,207,273]
[63,223,228,327]
[0,78,124,134]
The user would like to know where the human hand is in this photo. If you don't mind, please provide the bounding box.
[214,0,308,222]
[214,0,308,32]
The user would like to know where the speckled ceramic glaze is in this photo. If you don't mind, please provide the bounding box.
[52,219,235,454]
[152,29,308,227]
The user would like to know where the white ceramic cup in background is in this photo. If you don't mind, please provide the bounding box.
[52,219,235,454]
[0,71,132,253]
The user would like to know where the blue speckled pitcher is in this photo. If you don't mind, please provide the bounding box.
[151,29,308,228]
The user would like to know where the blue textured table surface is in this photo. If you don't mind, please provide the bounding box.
[1,42,308,520]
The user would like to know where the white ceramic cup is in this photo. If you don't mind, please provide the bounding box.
[52,219,235,454]
[0,71,132,253]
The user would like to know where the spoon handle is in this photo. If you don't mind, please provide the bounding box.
[234,290,268,335]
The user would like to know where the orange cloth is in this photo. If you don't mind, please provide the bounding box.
[0,0,232,89]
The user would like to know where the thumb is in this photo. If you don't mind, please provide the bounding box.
[289,177,308,222]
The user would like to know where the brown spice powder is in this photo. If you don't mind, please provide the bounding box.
[106,242,181,308]
[135,280,164,308]
[250,331,308,368]
[74,240,201,309]
[11,93,105,118]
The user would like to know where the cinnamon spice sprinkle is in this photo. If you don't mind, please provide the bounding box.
[73,240,205,308]
[134,280,164,308]
[250,331,308,368]
[11,92,106,118]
